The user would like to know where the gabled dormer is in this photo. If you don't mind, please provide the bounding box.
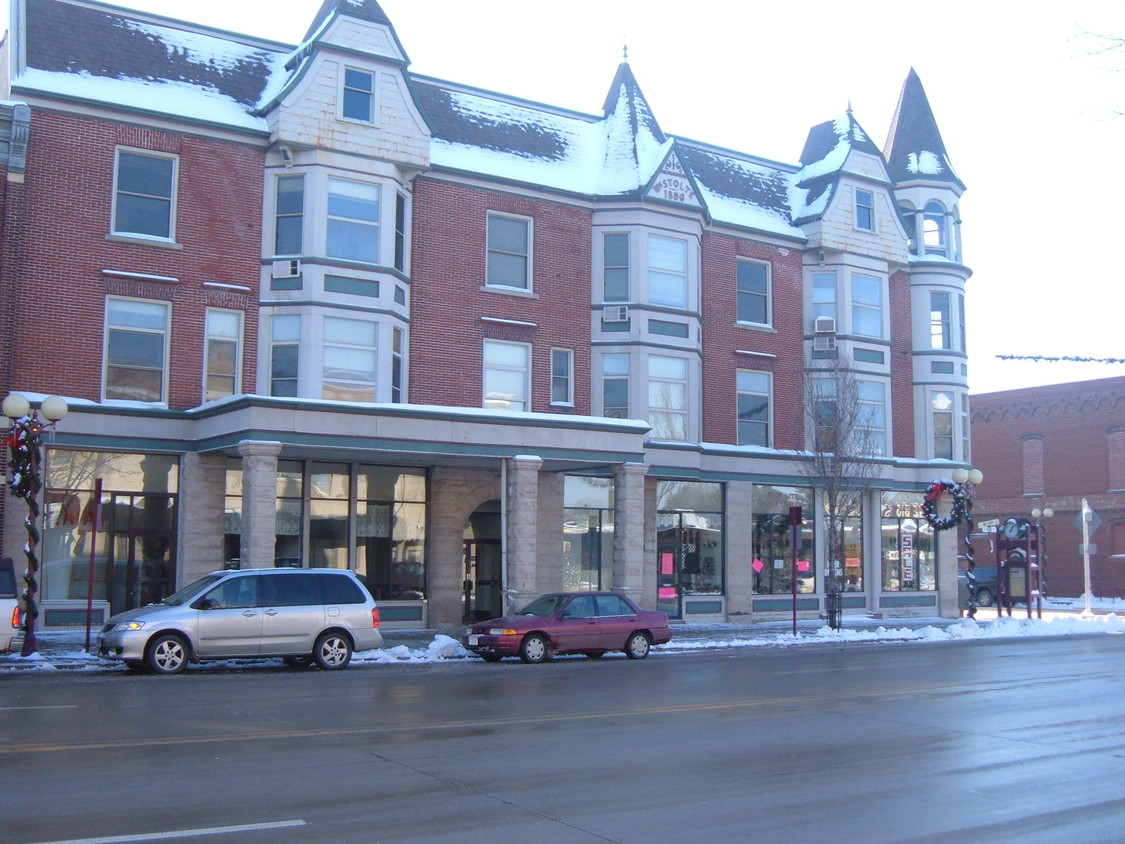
[261,0,431,171]
[791,110,909,265]
[884,68,965,262]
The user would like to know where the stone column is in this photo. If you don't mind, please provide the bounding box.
[536,471,564,596]
[612,462,648,603]
[725,480,754,617]
[238,440,282,569]
[178,452,227,586]
[505,456,542,606]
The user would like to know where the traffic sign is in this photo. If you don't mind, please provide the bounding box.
[1077,506,1102,537]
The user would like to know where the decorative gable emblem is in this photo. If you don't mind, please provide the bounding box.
[647,152,701,207]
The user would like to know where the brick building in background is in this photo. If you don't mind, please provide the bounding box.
[0,0,974,628]
[970,377,1125,599]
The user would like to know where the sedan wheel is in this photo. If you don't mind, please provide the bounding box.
[624,632,651,660]
[480,653,503,663]
[313,632,353,670]
[147,634,189,675]
[519,633,551,664]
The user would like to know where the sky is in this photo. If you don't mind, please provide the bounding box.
[4,0,1125,395]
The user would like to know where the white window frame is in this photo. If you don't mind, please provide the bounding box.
[924,201,947,255]
[111,147,178,241]
[857,379,886,456]
[274,174,304,256]
[551,348,574,407]
[327,178,380,264]
[204,308,243,402]
[341,67,376,123]
[930,291,952,350]
[602,232,630,302]
[931,390,955,461]
[483,340,531,411]
[486,213,532,291]
[647,234,688,309]
[270,314,301,398]
[647,354,689,441]
[601,353,629,419]
[855,188,875,232]
[736,370,772,447]
[736,259,771,326]
[322,316,377,403]
[812,271,837,325]
[850,273,884,339]
[103,296,171,404]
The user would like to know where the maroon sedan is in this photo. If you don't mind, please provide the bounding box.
[461,591,673,663]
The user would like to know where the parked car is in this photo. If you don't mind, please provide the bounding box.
[959,565,1046,608]
[462,591,673,663]
[96,568,383,674]
[0,557,22,654]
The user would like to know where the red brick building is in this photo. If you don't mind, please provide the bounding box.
[1,0,974,627]
[970,377,1125,599]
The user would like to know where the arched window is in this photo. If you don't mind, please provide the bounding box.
[923,202,946,255]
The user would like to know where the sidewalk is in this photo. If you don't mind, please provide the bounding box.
[4,608,1104,672]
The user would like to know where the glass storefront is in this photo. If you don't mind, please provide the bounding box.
[43,449,179,616]
[223,460,428,601]
[656,481,723,618]
[562,475,614,591]
[881,491,936,591]
[751,484,815,594]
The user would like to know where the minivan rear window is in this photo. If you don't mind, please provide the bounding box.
[314,572,364,604]
[0,559,15,598]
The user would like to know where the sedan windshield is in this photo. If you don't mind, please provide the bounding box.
[517,595,566,616]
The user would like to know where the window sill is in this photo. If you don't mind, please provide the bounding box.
[735,321,776,333]
[106,233,182,250]
[480,285,539,300]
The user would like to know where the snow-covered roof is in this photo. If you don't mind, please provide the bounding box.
[12,1,956,241]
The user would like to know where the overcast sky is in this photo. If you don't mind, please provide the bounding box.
[6,0,1125,394]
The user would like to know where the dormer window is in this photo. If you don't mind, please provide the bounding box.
[923,202,946,255]
[342,68,375,122]
[855,188,875,232]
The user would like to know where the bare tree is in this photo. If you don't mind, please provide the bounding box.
[801,353,887,593]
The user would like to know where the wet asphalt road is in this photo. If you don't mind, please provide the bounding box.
[3,634,1125,843]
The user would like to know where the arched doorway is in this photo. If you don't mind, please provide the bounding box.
[463,500,503,623]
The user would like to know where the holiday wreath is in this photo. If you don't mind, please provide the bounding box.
[921,480,970,531]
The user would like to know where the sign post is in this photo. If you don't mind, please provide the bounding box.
[790,506,801,637]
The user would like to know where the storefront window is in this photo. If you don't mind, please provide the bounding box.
[274,460,304,566]
[751,485,815,594]
[43,449,179,615]
[656,481,724,618]
[881,492,936,591]
[563,476,614,591]
[356,466,427,601]
[309,462,349,569]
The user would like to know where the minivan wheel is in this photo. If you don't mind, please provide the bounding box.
[976,588,995,608]
[313,631,353,670]
[147,634,189,675]
[283,655,314,668]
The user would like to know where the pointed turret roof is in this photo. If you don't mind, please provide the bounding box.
[884,68,964,189]
[598,60,669,194]
[303,0,393,42]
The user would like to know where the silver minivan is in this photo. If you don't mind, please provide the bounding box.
[97,568,383,674]
[0,557,22,654]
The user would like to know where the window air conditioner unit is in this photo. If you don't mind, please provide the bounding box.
[814,316,836,334]
[272,259,301,279]
[813,335,837,352]
[603,306,630,323]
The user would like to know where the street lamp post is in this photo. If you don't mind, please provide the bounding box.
[951,467,983,618]
[1031,506,1053,614]
[4,392,68,656]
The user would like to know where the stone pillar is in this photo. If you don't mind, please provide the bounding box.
[536,471,564,596]
[178,452,227,586]
[238,440,281,569]
[612,462,648,603]
[505,456,542,606]
[725,480,754,617]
